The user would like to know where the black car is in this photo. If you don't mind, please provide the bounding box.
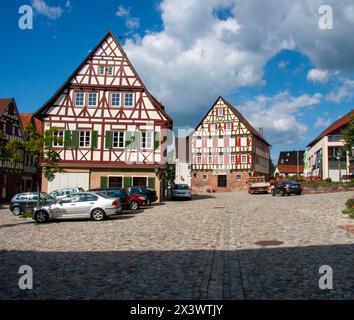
[272,180,302,196]
[126,186,158,206]
[89,188,133,210]
[10,192,56,216]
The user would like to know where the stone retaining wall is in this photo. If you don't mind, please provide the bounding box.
[302,183,354,194]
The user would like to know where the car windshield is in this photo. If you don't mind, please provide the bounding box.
[174,184,189,190]
[41,193,55,199]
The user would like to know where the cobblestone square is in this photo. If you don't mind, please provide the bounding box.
[0,191,353,300]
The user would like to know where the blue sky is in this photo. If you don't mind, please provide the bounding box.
[0,0,354,162]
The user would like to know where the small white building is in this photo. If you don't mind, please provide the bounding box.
[174,136,192,186]
[305,109,354,181]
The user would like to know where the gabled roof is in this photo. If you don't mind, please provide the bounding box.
[307,109,354,147]
[277,150,305,166]
[195,96,271,146]
[0,98,15,117]
[33,31,172,124]
[19,113,33,128]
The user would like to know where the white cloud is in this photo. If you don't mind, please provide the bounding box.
[65,1,73,13]
[116,5,140,29]
[315,117,332,128]
[31,0,63,20]
[237,91,322,145]
[326,79,354,103]
[122,0,354,122]
[277,61,289,70]
[307,68,329,84]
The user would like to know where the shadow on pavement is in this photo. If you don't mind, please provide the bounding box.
[1,243,353,300]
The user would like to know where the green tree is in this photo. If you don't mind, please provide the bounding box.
[342,114,354,152]
[1,123,62,205]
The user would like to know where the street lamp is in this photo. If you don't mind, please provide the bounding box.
[337,148,343,182]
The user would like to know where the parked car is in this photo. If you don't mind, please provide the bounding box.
[10,192,56,216]
[171,184,192,200]
[32,192,122,223]
[272,180,302,196]
[50,187,84,199]
[126,186,158,206]
[89,188,147,211]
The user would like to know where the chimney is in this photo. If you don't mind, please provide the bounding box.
[259,127,264,136]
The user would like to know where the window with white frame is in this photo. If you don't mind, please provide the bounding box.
[52,130,64,147]
[75,92,85,106]
[218,139,224,147]
[79,131,91,148]
[196,139,202,148]
[12,126,16,135]
[99,65,105,76]
[230,155,236,164]
[202,174,208,181]
[141,132,153,149]
[226,123,232,131]
[111,93,120,107]
[219,155,224,164]
[124,93,134,107]
[197,156,202,164]
[207,139,213,148]
[218,108,223,117]
[112,131,124,148]
[241,154,248,164]
[241,137,248,147]
[208,156,213,164]
[88,92,97,106]
[107,66,114,76]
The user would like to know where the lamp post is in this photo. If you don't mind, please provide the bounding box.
[337,148,343,182]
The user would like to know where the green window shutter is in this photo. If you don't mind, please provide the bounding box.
[125,131,133,148]
[133,131,140,149]
[64,130,71,148]
[100,176,108,188]
[148,177,156,189]
[123,176,131,188]
[105,131,112,149]
[154,132,160,150]
[91,131,98,149]
[71,131,78,148]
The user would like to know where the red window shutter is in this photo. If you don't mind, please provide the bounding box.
[248,155,251,164]
[231,123,234,131]
[236,137,241,146]
[247,137,251,146]
[236,154,241,163]
[208,124,211,132]
[224,123,227,130]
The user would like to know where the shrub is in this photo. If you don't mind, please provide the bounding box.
[342,207,354,218]
[325,178,332,183]
[20,210,33,219]
[345,198,354,208]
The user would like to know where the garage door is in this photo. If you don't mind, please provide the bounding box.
[47,172,90,192]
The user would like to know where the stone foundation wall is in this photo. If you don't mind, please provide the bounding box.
[191,171,251,193]
[302,183,354,194]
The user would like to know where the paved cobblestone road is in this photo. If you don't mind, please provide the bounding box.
[1,191,353,300]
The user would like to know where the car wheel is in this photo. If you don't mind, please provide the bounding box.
[297,192,302,196]
[280,190,285,196]
[130,201,139,211]
[35,211,48,223]
[146,199,151,206]
[12,206,22,216]
[272,191,275,197]
[91,208,106,221]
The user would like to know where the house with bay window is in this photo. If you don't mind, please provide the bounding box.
[34,31,172,201]
[191,96,271,192]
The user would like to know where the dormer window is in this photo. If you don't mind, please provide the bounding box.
[218,108,223,117]
[99,65,114,76]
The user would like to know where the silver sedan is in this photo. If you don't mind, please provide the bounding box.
[32,192,122,223]
[171,184,192,200]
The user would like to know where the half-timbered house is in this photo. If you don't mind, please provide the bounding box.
[34,31,173,201]
[191,97,271,192]
[0,98,24,200]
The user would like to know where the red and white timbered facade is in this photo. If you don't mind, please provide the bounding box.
[191,97,271,192]
[34,32,172,199]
